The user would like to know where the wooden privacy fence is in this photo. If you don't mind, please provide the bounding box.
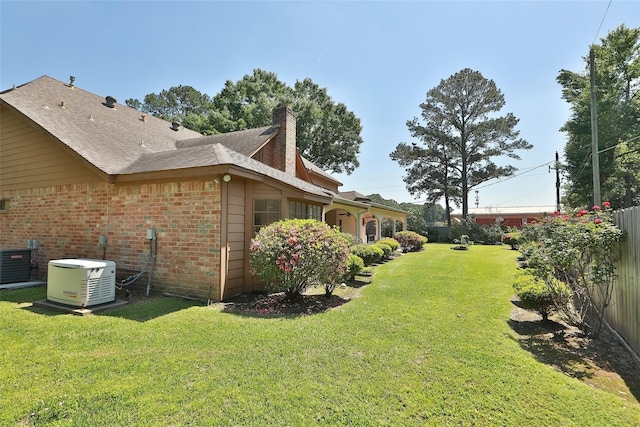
[609,206,640,358]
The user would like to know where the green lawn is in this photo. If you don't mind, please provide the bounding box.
[1,244,639,426]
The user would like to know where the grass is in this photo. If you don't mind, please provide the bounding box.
[1,244,639,426]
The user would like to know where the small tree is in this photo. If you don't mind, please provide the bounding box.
[250,219,350,301]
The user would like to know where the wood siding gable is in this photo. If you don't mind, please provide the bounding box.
[1,105,102,191]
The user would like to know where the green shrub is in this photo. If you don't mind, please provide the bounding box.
[395,231,427,253]
[460,218,504,244]
[378,237,400,252]
[502,232,522,250]
[350,244,384,266]
[339,232,358,248]
[345,253,365,280]
[512,272,570,321]
[250,219,350,300]
[374,242,393,258]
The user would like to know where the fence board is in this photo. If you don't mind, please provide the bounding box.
[610,207,640,358]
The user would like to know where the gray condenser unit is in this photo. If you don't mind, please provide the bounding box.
[0,249,31,284]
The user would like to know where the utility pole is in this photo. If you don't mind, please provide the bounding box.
[549,151,561,212]
[589,47,601,206]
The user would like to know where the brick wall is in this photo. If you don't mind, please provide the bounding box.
[0,179,223,299]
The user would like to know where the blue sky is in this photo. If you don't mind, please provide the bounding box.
[2,1,638,209]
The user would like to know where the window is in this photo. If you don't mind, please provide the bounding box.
[0,199,8,212]
[254,199,281,234]
[289,201,322,221]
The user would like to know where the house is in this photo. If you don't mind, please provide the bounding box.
[451,206,559,228]
[0,75,407,301]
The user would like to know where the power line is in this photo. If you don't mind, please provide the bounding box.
[598,134,640,154]
[473,161,553,190]
[592,0,613,45]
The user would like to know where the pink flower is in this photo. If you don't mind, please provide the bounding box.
[576,209,589,217]
[594,218,603,224]
[553,211,560,216]
[593,205,601,211]
[603,201,611,208]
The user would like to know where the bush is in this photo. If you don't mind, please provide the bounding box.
[460,218,504,244]
[425,227,445,243]
[395,231,427,253]
[345,254,365,280]
[451,235,470,250]
[512,272,570,321]
[374,242,393,258]
[521,204,623,335]
[250,219,350,300]
[339,232,358,248]
[502,232,522,250]
[350,244,384,266]
[378,237,400,252]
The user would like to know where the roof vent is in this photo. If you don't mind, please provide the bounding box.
[68,76,75,88]
[171,121,180,131]
[141,114,148,123]
[103,96,117,108]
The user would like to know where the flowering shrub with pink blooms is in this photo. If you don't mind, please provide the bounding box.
[250,219,350,301]
[395,231,427,253]
[520,203,623,335]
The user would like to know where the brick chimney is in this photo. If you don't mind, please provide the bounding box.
[272,105,296,175]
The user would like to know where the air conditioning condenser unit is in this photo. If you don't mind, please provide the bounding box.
[47,259,116,307]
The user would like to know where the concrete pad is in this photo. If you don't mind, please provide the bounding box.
[32,299,128,316]
[0,281,45,290]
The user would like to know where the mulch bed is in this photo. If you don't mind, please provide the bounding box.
[510,297,640,404]
[221,292,350,316]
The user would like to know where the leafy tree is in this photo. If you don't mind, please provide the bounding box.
[557,25,640,208]
[291,78,363,174]
[125,85,212,127]
[423,203,447,224]
[211,70,362,173]
[390,121,461,225]
[400,203,427,235]
[209,69,294,133]
[128,69,364,174]
[391,68,532,219]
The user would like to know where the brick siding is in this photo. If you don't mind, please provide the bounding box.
[1,179,222,299]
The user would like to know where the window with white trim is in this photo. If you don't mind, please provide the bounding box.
[289,201,322,221]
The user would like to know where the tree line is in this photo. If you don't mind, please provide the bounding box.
[128,25,638,217]
[126,69,363,175]
[557,25,639,209]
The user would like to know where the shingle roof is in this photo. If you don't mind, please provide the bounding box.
[0,75,204,174]
[176,126,277,156]
[339,190,371,202]
[0,75,333,200]
[301,156,342,186]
